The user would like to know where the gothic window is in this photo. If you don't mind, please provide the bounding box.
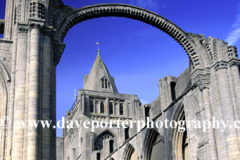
[90,101,94,113]
[95,101,100,113]
[145,107,150,122]
[102,78,104,88]
[174,106,188,160]
[100,102,104,113]
[97,153,101,160]
[109,103,113,114]
[105,79,107,88]
[125,127,129,140]
[110,140,114,153]
[102,78,108,88]
[120,103,124,115]
[94,131,114,150]
[73,148,76,159]
[238,65,240,76]
[114,103,118,115]
[182,129,188,160]
[170,82,176,101]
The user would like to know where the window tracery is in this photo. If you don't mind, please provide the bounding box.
[94,131,114,150]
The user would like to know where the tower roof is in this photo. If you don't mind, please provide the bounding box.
[83,50,118,93]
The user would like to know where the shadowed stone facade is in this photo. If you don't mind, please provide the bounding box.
[0,0,240,160]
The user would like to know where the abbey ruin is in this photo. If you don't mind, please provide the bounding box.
[0,0,240,160]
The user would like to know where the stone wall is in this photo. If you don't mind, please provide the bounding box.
[56,137,63,160]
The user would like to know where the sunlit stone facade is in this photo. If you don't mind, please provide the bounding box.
[0,0,240,160]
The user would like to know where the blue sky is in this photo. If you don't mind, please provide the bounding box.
[1,0,240,136]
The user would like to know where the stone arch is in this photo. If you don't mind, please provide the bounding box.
[143,129,166,160]
[0,66,8,119]
[0,61,10,82]
[122,143,137,160]
[0,67,8,159]
[55,3,207,69]
[169,103,188,160]
[95,129,116,139]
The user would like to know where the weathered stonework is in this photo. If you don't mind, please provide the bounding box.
[0,1,240,160]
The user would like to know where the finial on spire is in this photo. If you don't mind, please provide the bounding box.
[96,42,100,54]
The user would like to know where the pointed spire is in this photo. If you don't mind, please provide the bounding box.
[83,49,118,93]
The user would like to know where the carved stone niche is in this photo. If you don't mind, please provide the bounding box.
[192,68,210,91]
[228,46,238,60]
[17,23,28,35]
[214,61,228,71]
[229,59,240,67]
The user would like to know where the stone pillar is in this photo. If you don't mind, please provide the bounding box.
[51,65,56,160]
[214,61,240,159]
[125,101,128,117]
[229,60,240,117]
[158,76,175,112]
[202,89,218,160]
[106,98,109,116]
[4,0,15,40]
[159,77,169,112]
[12,23,28,160]
[41,28,53,160]
[23,26,30,160]
[6,24,17,160]
[193,69,217,160]
[27,21,43,160]
[84,133,94,160]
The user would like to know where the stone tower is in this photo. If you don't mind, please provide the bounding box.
[61,50,141,160]
[0,0,240,160]
[83,50,118,93]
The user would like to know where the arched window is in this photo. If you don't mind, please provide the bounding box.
[105,79,107,88]
[97,153,101,160]
[123,144,136,160]
[100,102,104,113]
[120,103,124,115]
[170,82,176,101]
[109,103,113,114]
[110,140,114,153]
[90,101,94,113]
[238,65,240,76]
[125,127,129,140]
[145,107,150,122]
[114,103,118,115]
[102,78,104,88]
[94,131,115,150]
[174,106,188,160]
[102,78,108,88]
[144,129,166,160]
[182,128,188,160]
